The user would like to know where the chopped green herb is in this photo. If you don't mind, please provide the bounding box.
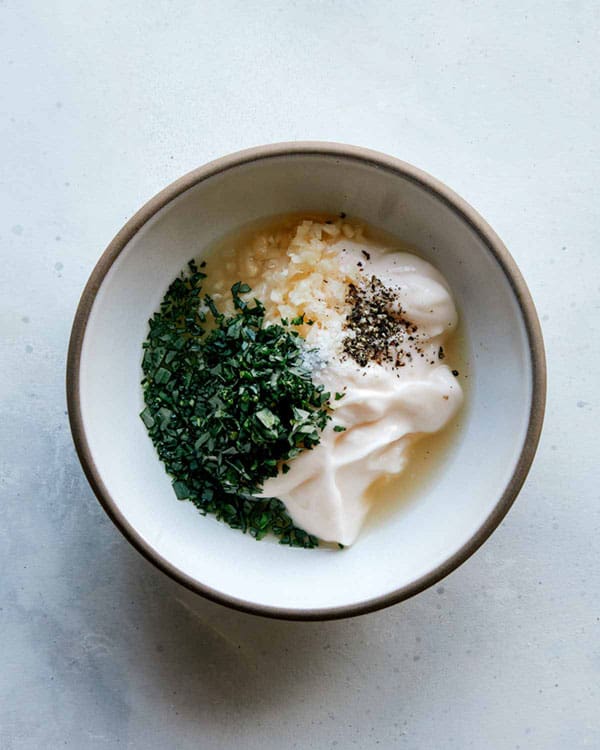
[140,261,332,547]
[172,480,190,500]
[333,425,346,432]
[139,407,155,429]
[334,392,345,401]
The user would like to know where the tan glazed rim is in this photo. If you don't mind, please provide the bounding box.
[66,142,546,621]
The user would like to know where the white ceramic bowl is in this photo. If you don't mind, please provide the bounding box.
[67,143,545,620]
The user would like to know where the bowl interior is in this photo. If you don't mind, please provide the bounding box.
[78,151,534,615]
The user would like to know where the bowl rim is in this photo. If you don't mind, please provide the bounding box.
[66,141,546,621]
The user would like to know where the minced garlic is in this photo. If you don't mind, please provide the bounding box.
[204,216,365,360]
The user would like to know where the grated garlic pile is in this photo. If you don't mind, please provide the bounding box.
[204,216,364,362]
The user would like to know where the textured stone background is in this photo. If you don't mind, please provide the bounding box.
[2,1,598,748]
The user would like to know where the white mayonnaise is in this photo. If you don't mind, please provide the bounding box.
[262,239,463,545]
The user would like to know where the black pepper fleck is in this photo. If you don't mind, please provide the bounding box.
[342,275,418,368]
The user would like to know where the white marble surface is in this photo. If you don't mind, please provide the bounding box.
[2,1,599,748]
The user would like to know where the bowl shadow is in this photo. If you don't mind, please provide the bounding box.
[112,532,482,733]
[120,542,374,721]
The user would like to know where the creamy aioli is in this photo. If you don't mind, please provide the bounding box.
[205,217,463,546]
[262,238,463,545]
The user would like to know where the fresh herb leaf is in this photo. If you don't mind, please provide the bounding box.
[172,480,190,500]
